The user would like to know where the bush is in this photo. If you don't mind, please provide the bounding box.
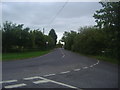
[62,26,107,55]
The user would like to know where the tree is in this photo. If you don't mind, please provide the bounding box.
[75,27,106,54]
[48,29,57,46]
[2,21,22,52]
[93,2,120,59]
[2,21,56,52]
[44,35,54,49]
[56,40,63,48]
[93,2,120,29]
[62,31,77,50]
[62,27,106,55]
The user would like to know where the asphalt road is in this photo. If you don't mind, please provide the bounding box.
[2,48,118,89]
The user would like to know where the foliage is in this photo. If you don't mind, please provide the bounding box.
[62,2,119,60]
[93,2,120,59]
[93,2,120,29]
[56,41,63,48]
[75,27,106,54]
[48,29,57,46]
[2,21,56,53]
[62,27,106,55]
[62,31,77,50]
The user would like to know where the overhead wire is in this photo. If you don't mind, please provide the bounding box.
[46,0,69,28]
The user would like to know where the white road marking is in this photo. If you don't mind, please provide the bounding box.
[60,71,70,74]
[38,76,79,89]
[90,65,94,67]
[0,80,17,84]
[49,80,78,89]
[44,74,56,77]
[62,55,65,58]
[93,60,99,65]
[97,60,99,64]
[23,76,39,80]
[33,80,50,84]
[83,67,88,69]
[2,60,100,88]
[74,69,81,71]
[60,48,65,58]
[93,64,97,66]
[5,83,26,88]
[98,60,99,63]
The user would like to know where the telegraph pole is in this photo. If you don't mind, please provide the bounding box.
[43,28,45,34]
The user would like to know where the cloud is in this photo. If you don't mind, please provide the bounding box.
[56,2,102,18]
[2,2,102,42]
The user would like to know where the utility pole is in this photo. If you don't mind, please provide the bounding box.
[43,28,45,34]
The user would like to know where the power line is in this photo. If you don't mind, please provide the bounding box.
[46,0,69,28]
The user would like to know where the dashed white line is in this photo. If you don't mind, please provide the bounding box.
[60,48,65,58]
[90,65,94,67]
[89,60,99,67]
[5,83,26,88]
[60,71,70,74]
[33,80,50,84]
[96,60,99,64]
[0,80,17,84]
[93,64,97,65]
[3,60,100,88]
[83,67,88,69]
[23,76,39,80]
[62,55,65,58]
[98,60,99,63]
[93,60,99,65]
[74,69,81,71]
[44,74,56,77]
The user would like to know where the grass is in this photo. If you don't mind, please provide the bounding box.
[80,53,118,64]
[72,51,118,64]
[0,53,1,61]
[90,55,118,64]
[2,50,52,61]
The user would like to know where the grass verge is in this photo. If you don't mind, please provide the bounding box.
[90,55,118,64]
[2,50,52,61]
[79,53,118,64]
[72,51,118,64]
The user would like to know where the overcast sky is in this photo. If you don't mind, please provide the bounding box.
[2,2,102,42]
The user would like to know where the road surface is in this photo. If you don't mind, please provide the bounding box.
[2,48,118,89]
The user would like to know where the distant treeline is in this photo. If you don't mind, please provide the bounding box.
[2,21,57,53]
[61,2,119,60]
